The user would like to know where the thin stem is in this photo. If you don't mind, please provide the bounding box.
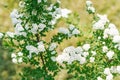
[35,34,47,71]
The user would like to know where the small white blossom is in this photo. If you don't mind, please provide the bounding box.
[11,53,17,58]
[69,24,75,30]
[91,51,97,56]
[49,43,57,51]
[90,57,95,63]
[38,23,46,31]
[104,68,111,75]
[93,21,105,30]
[80,56,86,64]
[19,1,25,7]
[58,27,70,35]
[18,57,23,63]
[108,23,116,28]
[38,0,41,3]
[82,52,89,57]
[26,45,39,54]
[51,57,56,61]
[106,51,114,60]
[18,52,23,56]
[106,74,113,80]
[113,35,120,43]
[97,76,103,80]
[61,8,71,18]
[97,14,109,23]
[93,14,109,30]
[38,44,45,52]
[10,9,19,18]
[102,46,108,53]
[82,44,90,51]
[12,58,17,64]
[86,0,92,6]
[0,33,3,39]
[75,46,83,54]
[110,66,117,73]
[51,51,56,55]
[87,6,95,13]
[30,24,38,34]
[72,28,80,35]
[117,66,120,74]
[63,46,75,54]
[6,32,15,38]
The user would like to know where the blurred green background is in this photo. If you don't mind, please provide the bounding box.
[0,0,120,80]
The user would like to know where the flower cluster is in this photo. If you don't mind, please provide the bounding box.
[58,24,80,37]
[11,52,23,64]
[56,44,93,64]
[1,0,120,80]
[86,0,95,14]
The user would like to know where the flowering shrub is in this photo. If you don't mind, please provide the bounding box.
[0,0,120,80]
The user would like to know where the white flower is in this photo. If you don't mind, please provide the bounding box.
[86,0,92,6]
[97,76,103,80]
[49,43,57,51]
[63,46,75,54]
[18,57,23,63]
[108,27,119,37]
[82,44,90,51]
[90,57,95,63]
[10,9,21,25]
[38,44,45,52]
[82,52,89,57]
[51,57,56,61]
[15,23,26,37]
[51,51,56,54]
[104,68,111,75]
[75,46,83,54]
[80,56,86,64]
[91,51,97,56]
[117,66,120,74]
[113,35,120,43]
[103,29,109,39]
[87,6,95,13]
[0,33,3,39]
[38,0,41,3]
[56,53,70,64]
[26,45,39,54]
[11,18,20,25]
[11,53,17,58]
[18,52,23,56]
[10,9,19,18]
[38,23,46,31]
[61,8,71,18]
[44,0,47,2]
[6,32,15,38]
[102,46,108,53]
[106,51,114,60]
[109,23,116,28]
[106,74,113,80]
[19,1,25,7]
[12,58,17,63]
[110,66,117,73]
[72,28,80,35]
[93,21,105,30]
[50,19,57,25]
[69,24,75,30]
[15,23,24,32]
[58,27,70,35]
[30,24,38,34]
[97,14,109,23]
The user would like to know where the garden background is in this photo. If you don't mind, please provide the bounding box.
[0,0,120,80]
